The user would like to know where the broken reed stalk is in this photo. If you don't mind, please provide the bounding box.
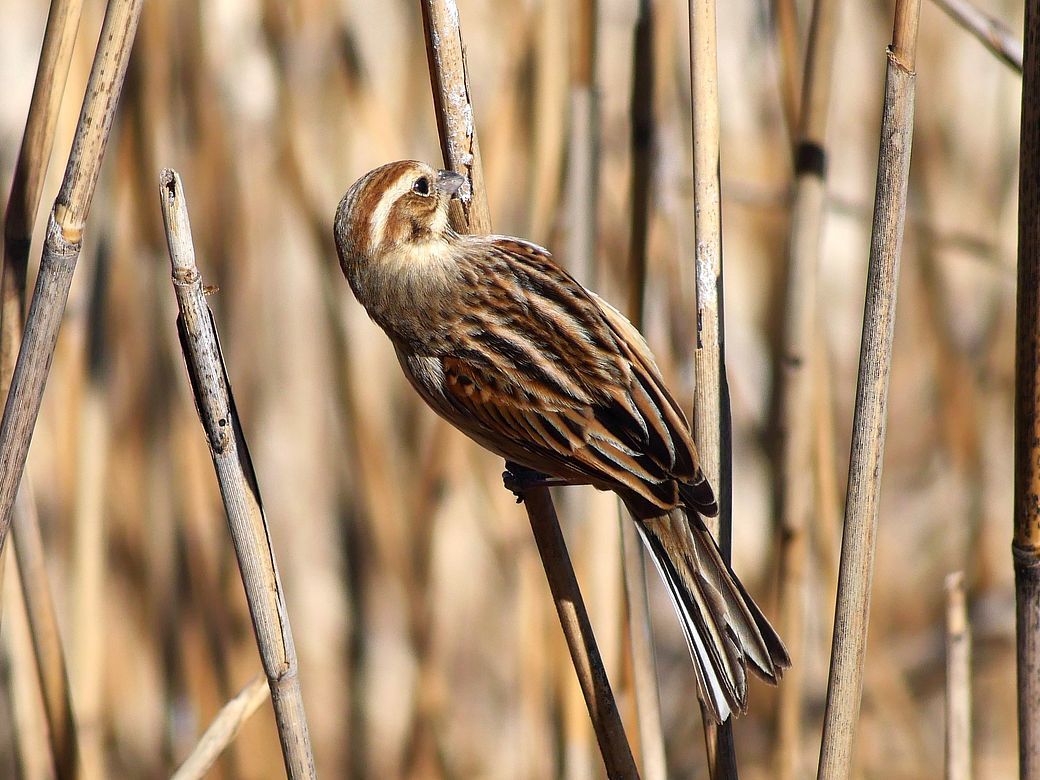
[816,1,921,776]
[944,572,972,780]
[773,0,842,776]
[0,0,141,556]
[171,674,271,780]
[420,2,638,777]
[159,169,315,779]
[1015,1,1040,774]
[688,0,738,775]
[0,1,88,773]
[929,0,1023,72]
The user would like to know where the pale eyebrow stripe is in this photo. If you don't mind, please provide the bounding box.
[368,169,415,250]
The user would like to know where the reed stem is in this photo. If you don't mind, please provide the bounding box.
[817,1,921,775]
[159,168,316,779]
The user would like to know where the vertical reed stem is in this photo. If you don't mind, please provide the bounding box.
[944,572,972,780]
[774,0,842,775]
[688,0,738,775]
[1015,1,1040,773]
[817,2,921,776]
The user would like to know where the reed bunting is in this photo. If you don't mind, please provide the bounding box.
[334,160,789,722]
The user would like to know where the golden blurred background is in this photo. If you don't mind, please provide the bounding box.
[0,0,1024,777]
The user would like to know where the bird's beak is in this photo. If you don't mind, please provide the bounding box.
[435,169,466,199]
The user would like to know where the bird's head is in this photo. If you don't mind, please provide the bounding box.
[334,160,465,275]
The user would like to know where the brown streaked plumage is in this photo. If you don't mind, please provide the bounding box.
[334,160,790,722]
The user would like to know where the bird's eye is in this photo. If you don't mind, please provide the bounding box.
[412,176,431,196]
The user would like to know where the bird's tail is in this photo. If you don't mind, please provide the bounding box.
[636,510,790,723]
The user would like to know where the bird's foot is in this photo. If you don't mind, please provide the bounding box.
[502,462,566,502]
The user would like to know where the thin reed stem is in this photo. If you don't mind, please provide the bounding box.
[420,2,638,776]
[621,3,667,776]
[0,0,142,558]
[10,480,80,778]
[1015,1,1040,774]
[1,0,85,398]
[817,1,921,776]
[773,0,843,776]
[171,674,271,780]
[929,0,1023,72]
[771,0,803,142]
[3,553,56,780]
[565,0,599,287]
[944,572,972,780]
[0,2,89,771]
[688,0,738,775]
[159,168,316,779]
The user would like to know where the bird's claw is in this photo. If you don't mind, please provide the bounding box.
[502,462,562,501]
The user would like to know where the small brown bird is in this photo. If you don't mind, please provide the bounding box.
[334,160,789,721]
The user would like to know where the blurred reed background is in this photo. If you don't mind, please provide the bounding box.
[0,0,1024,777]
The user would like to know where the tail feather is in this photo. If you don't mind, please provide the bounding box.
[637,510,790,723]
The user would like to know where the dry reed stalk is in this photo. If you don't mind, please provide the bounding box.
[420,3,638,776]
[0,2,111,775]
[944,572,972,780]
[0,0,141,555]
[620,5,667,776]
[930,0,1023,72]
[620,509,667,780]
[565,0,599,287]
[628,0,654,328]
[1016,1,1040,774]
[159,168,316,779]
[1,0,85,399]
[71,286,110,780]
[419,0,491,235]
[688,0,738,775]
[773,0,842,776]
[171,674,270,780]
[525,1,567,244]
[816,1,921,776]
[2,552,57,780]
[771,0,803,142]
[10,477,81,778]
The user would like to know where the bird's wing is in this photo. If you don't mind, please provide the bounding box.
[428,236,711,514]
[587,291,717,516]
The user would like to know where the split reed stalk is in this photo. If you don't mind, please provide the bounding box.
[929,0,1023,72]
[816,1,921,776]
[0,0,141,555]
[1015,1,1040,774]
[171,674,271,780]
[688,0,738,775]
[773,0,842,776]
[159,168,316,779]
[420,2,638,776]
[944,572,972,780]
